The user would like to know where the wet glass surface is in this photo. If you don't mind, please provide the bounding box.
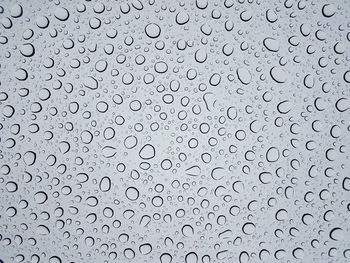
[0,0,350,262]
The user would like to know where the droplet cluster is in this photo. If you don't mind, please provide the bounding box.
[0,0,350,262]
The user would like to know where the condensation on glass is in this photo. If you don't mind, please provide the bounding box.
[0,0,349,262]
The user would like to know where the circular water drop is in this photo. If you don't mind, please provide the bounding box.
[242,222,256,235]
[263,37,280,52]
[20,43,35,57]
[10,4,23,18]
[266,147,280,162]
[185,252,198,263]
[34,191,48,204]
[270,67,287,83]
[139,144,156,160]
[145,23,161,38]
[125,187,139,201]
[236,67,251,85]
[54,7,69,21]
[322,4,336,17]
[176,11,190,25]
[23,151,36,166]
